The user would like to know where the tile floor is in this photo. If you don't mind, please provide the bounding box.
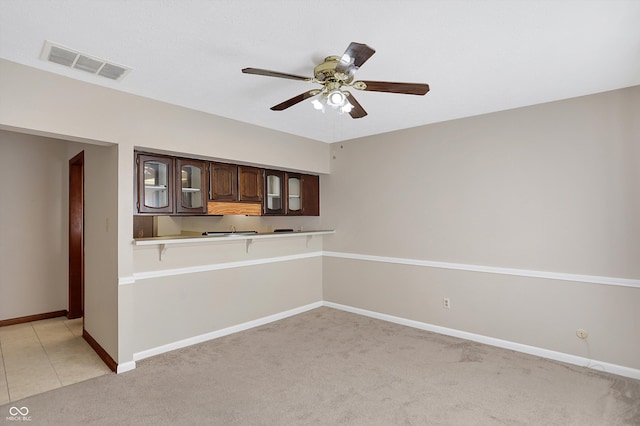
[0,317,112,403]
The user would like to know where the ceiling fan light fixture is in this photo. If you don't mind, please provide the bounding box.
[243,42,428,119]
[311,99,324,111]
[314,89,353,115]
[340,101,354,114]
[326,90,346,107]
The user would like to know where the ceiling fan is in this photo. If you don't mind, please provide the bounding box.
[242,42,430,119]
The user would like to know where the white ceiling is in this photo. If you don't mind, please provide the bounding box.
[1,0,639,143]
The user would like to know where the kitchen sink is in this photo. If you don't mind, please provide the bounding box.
[202,231,258,236]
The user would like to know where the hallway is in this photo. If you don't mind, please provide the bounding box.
[0,316,112,403]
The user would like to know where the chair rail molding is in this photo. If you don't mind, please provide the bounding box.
[323,251,640,289]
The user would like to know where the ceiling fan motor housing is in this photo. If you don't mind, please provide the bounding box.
[314,56,352,83]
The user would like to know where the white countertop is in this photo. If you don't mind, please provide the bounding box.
[133,230,335,246]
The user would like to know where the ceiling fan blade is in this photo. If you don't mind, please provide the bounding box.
[354,80,430,95]
[242,68,311,82]
[336,42,376,75]
[270,91,318,111]
[343,91,367,119]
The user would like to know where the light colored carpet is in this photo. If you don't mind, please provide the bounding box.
[1,307,638,425]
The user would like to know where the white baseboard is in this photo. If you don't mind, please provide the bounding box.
[122,299,639,380]
[323,301,640,381]
[116,361,136,374]
[132,301,323,363]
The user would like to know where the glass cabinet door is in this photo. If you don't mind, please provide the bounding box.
[145,161,169,207]
[176,158,206,213]
[137,154,174,214]
[264,170,284,215]
[286,174,302,215]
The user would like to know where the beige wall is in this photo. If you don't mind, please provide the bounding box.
[2,57,638,374]
[322,87,639,276]
[82,143,119,358]
[321,86,640,370]
[0,131,120,358]
[0,59,330,176]
[0,59,330,365]
[157,212,322,237]
[131,237,324,354]
[0,131,69,320]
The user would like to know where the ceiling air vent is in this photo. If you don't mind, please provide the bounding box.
[40,40,131,81]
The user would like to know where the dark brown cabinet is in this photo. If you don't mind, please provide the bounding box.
[175,158,207,214]
[209,162,238,201]
[301,174,320,216]
[285,173,302,215]
[136,153,174,214]
[208,163,263,215]
[264,170,285,215]
[264,171,319,216]
[136,153,207,215]
[238,166,263,202]
[136,152,318,217]
[209,163,263,203]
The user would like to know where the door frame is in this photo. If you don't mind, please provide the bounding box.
[68,151,84,319]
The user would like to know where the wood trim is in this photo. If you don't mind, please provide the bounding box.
[69,151,84,319]
[0,310,68,327]
[83,329,117,372]
[207,201,262,216]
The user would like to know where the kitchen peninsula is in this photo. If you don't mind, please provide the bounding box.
[129,220,332,367]
[134,229,335,259]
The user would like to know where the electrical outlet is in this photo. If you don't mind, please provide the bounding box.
[576,329,588,339]
[443,298,451,309]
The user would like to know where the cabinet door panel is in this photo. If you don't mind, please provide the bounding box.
[137,154,174,214]
[176,158,206,213]
[238,166,263,202]
[301,174,320,216]
[285,173,302,215]
[210,162,237,201]
[264,170,285,215]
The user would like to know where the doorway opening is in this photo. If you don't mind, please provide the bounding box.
[68,151,84,319]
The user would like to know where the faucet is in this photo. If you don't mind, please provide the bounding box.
[231,225,236,233]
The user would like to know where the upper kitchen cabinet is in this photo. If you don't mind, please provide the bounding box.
[135,151,318,216]
[208,163,263,215]
[285,173,302,215]
[300,174,320,216]
[265,172,319,216]
[238,166,263,202]
[264,170,285,215]
[209,163,263,202]
[136,153,174,214]
[175,158,207,214]
[209,162,238,201]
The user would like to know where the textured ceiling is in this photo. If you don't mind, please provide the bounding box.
[1,0,639,143]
